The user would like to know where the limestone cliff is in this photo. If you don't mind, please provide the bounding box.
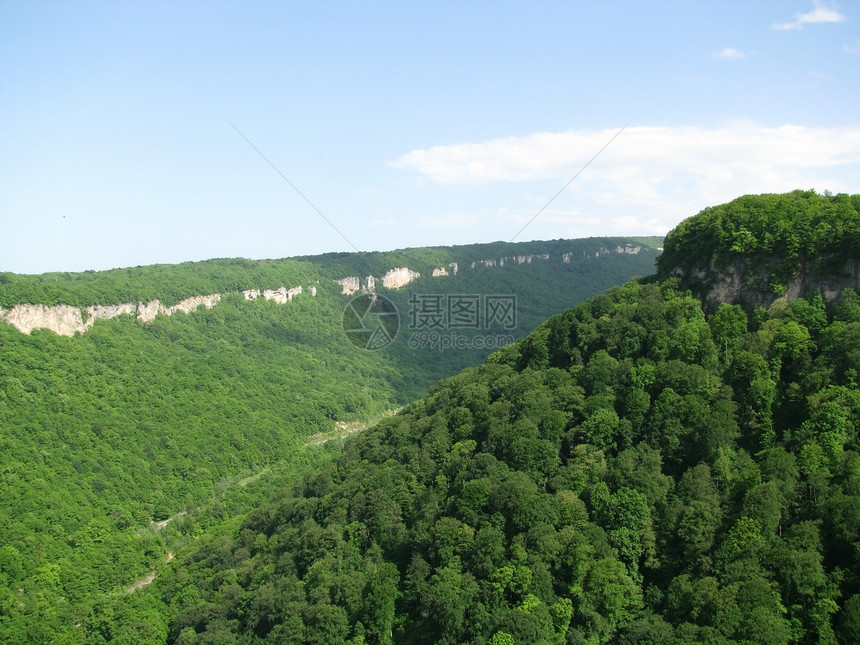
[381,267,420,289]
[673,255,860,312]
[656,192,860,311]
[3,238,658,336]
[335,277,361,295]
[334,268,421,294]
[262,287,302,304]
[3,304,92,336]
[1,288,311,337]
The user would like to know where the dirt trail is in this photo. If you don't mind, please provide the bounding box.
[127,571,157,593]
[305,410,399,446]
[127,551,173,594]
[152,511,187,531]
[126,414,396,594]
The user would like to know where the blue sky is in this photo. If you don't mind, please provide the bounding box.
[1,1,858,274]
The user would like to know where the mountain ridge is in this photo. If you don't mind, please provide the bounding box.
[134,191,860,645]
[0,233,665,643]
[0,238,660,336]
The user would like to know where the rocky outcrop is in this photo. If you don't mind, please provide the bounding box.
[473,254,552,269]
[2,287,311,336]
[561,245,642,262]
[88,302,137,321]
[335,277,361,295]
[3,304,91,336]
[136,300,163,323]
[501,254,550,266]
[262,287,302,304]
[335,269,422,293]
[432,267,449,277]
[167,294,222,315]
[381,267,420,289]
[673,256,860,312]
[593,245,642,259]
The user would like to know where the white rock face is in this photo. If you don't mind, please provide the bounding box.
[432,267,449,277]
[595,244,643,258]
[471,259,497,269]
[381,267,420,289]
[450,262,459,275]
[335,276,360,295]
[87,303,137,321]
[3,304,89,336]
[263,288,287,303]
[492,254,552,268]
[2,287,307,336]
[263,286,302,303]
[136,300,162,323]
[309,286,317,296]
[365,275,375,291]
[167,294,221,315]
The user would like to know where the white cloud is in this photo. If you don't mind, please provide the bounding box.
[772,1,845,31]
[713,47,746,60]
[390,122,860,239]
[391,123,860,185]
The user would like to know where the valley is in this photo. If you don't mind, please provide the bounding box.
[3,191,859,643]
[0,235,660,643]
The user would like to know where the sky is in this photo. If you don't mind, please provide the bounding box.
[1,1,859,274]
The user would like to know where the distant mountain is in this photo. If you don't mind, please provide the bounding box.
[121,191,860,645]
[0,236,661,643]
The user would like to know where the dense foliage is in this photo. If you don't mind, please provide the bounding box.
[0,237,661,308]
[150,280,860,644]
[0,238,660,642]
[657,190,860,297]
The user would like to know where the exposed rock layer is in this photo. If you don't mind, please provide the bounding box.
[3,243,654,336]
[673,256,860,311]
[2,288,309,337]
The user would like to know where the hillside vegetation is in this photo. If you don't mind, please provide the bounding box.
[658,190,860,310]
[123,191,860,645]
[0,237,660,643]
[0,238,660,308]
[147,279,860,645]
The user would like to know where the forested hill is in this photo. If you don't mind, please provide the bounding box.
[0,237,660,309]
[133,192,860,644]
[657,190,860,312]
[0,236,661,643]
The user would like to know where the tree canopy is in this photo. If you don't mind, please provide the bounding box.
[143,278,860,644]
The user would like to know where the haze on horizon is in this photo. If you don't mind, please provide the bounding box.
[1,1,858,274]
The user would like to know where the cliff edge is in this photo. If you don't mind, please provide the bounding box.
[656,190,860,311]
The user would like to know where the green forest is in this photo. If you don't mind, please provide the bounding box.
[0,237,660,643]
[2,191,859,643]
[657,190,860,306]
[144,277,860,645]
[132,190,857,645]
